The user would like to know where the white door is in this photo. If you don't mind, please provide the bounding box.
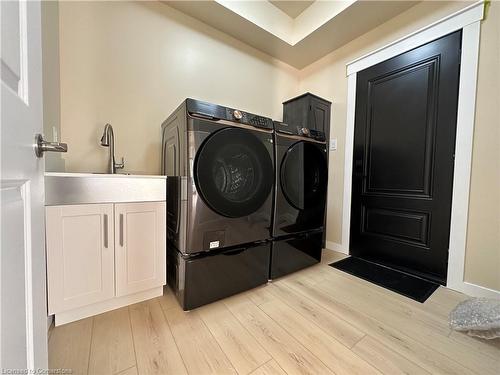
[1,0,49,369]
[45,204,115,314]
[115,202,166,297]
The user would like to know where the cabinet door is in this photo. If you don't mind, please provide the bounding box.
[46,204,114,314]
[309,99,331,139]
[115,202,166,297]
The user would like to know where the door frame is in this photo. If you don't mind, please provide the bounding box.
[339,1,498,298]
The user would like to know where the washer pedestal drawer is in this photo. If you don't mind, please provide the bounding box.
[167,242,270,310]
[270,230,322,279]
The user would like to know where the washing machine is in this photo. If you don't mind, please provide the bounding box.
[161,99,274,309]
[270,121,328,279]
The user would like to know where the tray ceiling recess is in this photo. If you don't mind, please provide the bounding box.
[164,1,419,69]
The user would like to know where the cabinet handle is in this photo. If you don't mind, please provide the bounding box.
[103,214,108,248]
[119,213,124,247]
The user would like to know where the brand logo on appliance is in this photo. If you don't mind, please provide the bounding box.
[209,241,220,249]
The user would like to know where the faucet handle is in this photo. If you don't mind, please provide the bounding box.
[115,157,125,170]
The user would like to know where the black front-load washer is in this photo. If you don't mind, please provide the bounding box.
[161,99,275,310]
[162,99,275,254]
[271,121,328,279]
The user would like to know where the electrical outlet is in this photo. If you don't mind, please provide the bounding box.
[330,138,337,151]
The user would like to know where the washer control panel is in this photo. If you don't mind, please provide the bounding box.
[225,108,272,129]
[186,98,273,129]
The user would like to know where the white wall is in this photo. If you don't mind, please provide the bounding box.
[57,1,299,174]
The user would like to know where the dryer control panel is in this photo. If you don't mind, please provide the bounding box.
[186,98,273,130]
[273,121,326,142]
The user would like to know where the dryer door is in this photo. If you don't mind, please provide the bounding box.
[277,140,328,234]
[194,127,274,218]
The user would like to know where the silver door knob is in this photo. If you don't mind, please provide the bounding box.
[34,134,68,158]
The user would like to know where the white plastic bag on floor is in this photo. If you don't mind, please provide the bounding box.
[449,298,500,339]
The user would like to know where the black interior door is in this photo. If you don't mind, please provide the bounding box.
[350,31,462,283]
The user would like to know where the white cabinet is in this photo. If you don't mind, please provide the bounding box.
[115,202,166,297]
[46,204,114,314]
[46,201,166,324]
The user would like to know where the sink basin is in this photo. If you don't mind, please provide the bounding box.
[45,172,167,205]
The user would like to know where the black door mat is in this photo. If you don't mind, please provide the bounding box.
[330,257,439,303]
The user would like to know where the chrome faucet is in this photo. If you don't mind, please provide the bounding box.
[100,123,124,174]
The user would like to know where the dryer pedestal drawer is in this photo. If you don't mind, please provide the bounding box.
[270,230,322,279]
[167,242,270,310]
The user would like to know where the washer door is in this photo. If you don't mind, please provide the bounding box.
[195,127,273,218]
[281,141,328,213]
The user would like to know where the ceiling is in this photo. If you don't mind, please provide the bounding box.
[269,1,315,18]
[165,1,419,69]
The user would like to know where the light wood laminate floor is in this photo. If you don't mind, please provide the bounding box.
[49,250,500,375]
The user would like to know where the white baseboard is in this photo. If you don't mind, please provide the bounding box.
[325,241,348,255]
[54,286,163,326]
[448,281,500,299]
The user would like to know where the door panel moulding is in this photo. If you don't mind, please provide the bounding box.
[1,179,35,368]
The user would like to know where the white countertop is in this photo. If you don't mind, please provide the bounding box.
[44,172,167,205]
[45,172,168,179]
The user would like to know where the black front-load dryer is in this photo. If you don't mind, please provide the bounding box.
[272,122,328,237]
[270,121,328,279]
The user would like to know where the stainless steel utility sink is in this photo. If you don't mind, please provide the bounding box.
[45,172,166,205]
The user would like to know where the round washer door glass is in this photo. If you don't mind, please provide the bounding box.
[195,127,273,218]
[281,141,327,211]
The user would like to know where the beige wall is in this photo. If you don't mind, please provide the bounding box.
[464,1,500,290]
[53,1,499,291]
[298,1,500,291]
[57,1,298,174]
